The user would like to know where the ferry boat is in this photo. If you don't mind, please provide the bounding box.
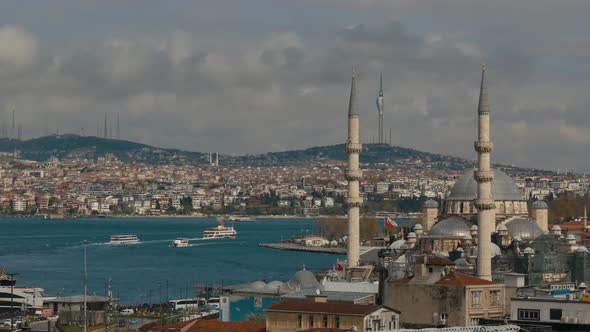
[172,238,190,247]
[109,235,141,245]
[0,267,44,314]
[203,221,237,239]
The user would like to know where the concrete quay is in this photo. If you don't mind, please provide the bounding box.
[258,243,346,254]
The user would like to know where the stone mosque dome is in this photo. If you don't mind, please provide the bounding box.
[389,239,407,250]
[424,199,439,208]
[448,169,523,201]
[428,216,471,239]
[505,218,544,241]
[287,268,319,290]
[531,200,549,209]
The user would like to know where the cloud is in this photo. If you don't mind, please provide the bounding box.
[1,0,590,171]
[0,25,38,70]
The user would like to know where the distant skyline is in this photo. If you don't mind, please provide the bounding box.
[0,1,589,170]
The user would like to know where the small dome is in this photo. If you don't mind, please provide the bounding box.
[513,236,522,242]
[407,232,417,239]
[288,268,319,290]
[463,234,473,240]
[579,282,588,289]
[456,247,464,252]
[492,243,502,257]
[395,254,406,263]
[498,225,508,232]
[424,199,439,208]
[454,258,473,266]
[523,247,535,254]
[470,225,479,231]
[447,169,523,201]
[505,218,544,241]
[566,234,576,240]
[388,239,406,250]
[576,246,589,253]
[531,200,548,209]
[474,243,502,258]
[266,281,285,291]
[428,217,470,239]
[250,281,266,289]
[413,224,423,230]
[551,225,562,231]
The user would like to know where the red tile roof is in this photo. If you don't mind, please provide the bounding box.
[141,320,265,332]
[266,300,381,316]
[426,255,455,266]
[392,276,413,284]
[435,271,496,286]
[186,320,265,332]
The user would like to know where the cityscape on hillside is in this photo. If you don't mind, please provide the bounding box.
[1,2,590,332]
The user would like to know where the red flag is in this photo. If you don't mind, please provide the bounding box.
[336,263,343,272]
[384,216,398,230]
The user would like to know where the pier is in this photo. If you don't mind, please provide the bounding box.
[258,243,346,254]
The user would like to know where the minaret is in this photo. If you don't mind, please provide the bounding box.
[345,66,363,268]
[474,64,495,281]
[376,74,384,144]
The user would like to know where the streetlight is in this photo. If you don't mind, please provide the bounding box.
[82,240,88,332]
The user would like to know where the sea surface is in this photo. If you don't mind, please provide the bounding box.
[0,217,340,304]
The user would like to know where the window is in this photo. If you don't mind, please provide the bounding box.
[440,313,448,325]
[335,316,340,328]
[550,309,562,321]
[297,314,302,328]
[518,309,540,321]
[490,290,502,306]
[470,318,479,326]
[323,315,328,328]
[471,291,482,307]
[309,315,314,328]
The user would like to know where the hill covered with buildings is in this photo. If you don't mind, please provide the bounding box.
[0,135,552,175]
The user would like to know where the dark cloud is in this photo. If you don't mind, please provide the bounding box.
[0,1,589,171]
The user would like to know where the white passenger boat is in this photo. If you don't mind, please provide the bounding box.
[203,221,237,239]
[172,238,190,247]
[109,235,140,245]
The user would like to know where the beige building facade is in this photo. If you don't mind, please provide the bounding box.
[385,270,506,328]
[265,300,400,332]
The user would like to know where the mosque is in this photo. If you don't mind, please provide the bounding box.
[381,66,590,288]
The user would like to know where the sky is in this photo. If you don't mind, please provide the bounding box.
[0,0,589,171]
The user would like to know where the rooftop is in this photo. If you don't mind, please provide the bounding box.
[435,271,497,286]
[266,300,392,316]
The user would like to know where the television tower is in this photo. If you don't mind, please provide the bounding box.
[345,66,363,268]
[474,64,495,281]
[376,74,384,144]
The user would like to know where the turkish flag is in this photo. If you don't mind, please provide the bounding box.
[336,263,343,272]
[384,216,398,230]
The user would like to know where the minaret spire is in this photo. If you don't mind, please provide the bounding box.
[474,64,495,281]
[345,66,363,269]
[376,73,384,144]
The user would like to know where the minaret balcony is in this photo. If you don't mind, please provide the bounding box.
[474,141,493,153]
[346,196,364,207]
[474,170,494,182]
[474,198,496,210]
[345,169,362,181]
[345,142,362,153]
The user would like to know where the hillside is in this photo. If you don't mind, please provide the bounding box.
[0,135,208,165]
[0,135,553,174]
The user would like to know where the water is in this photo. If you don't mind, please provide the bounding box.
[0,217,341,304]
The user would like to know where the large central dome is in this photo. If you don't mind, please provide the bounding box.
[447,169,522,201]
